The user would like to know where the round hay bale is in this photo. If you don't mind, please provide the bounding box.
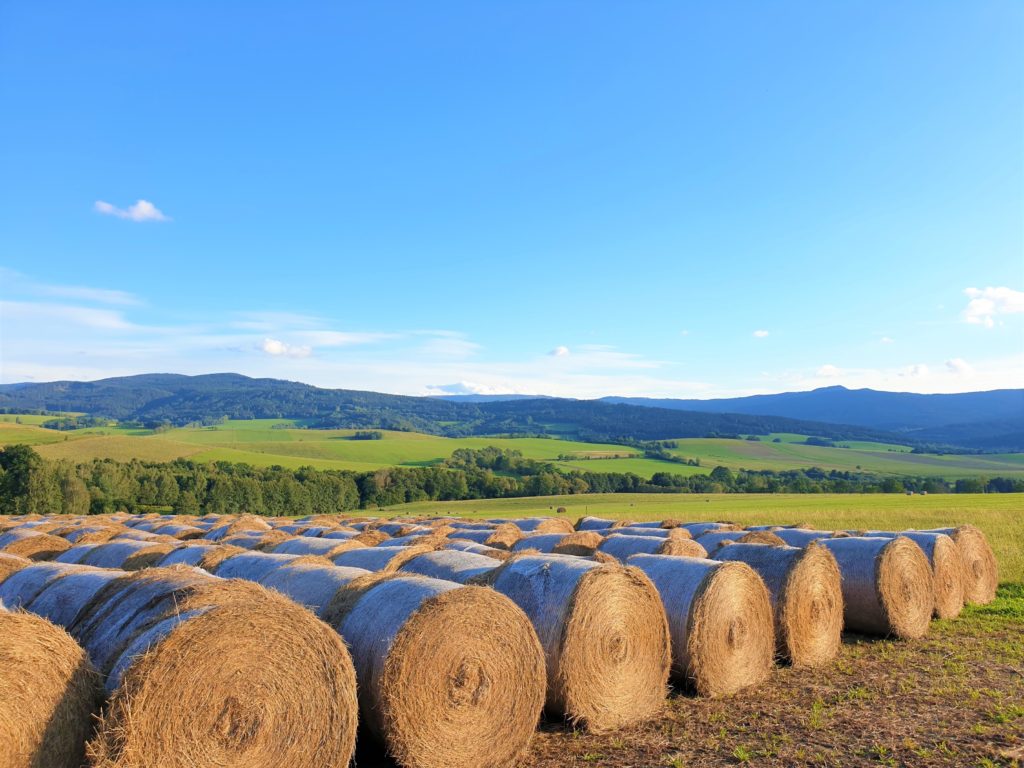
[195,544,248,572]
[153,542,220,567]
[81,540,178,571]
[71,568,359,768]
[28,567,129,627]
[332,544,436,572]
[475,554,670,732]
[220,529,293,551]
[502,517,575,535]
[552,530,605,557]
[679,522,741,538]
[399,549,502,583]
[598,533,708,560]
[924,525,997,605]
[443,539,511,560]
[0,552,31,582]
[740,530,787,546]
[819,537,934,639]
[1,562,94,608]
[320,529,361,540]
[0,529,73,560]
[510,533,570,554]
[150,523,205,540]
[354,530,391,546]
[383,532,444,548]
[63,526,124,545]
[694,531,746,551]
[0,608,103,768]
[895,532,965,619]
[772,528,842,547]
[56,544,101,565]
[323,573,545,768]
[443,528,495,544]
[574,516,617,531]
[257,561,370,616]
[203,513,272,541]
[272,535,366,557]
[609,526,679,539]
[210,551,323,581]
[712,542,843,667]
[627,554,775,696]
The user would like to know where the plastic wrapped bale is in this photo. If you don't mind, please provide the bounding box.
[627,554,775,696]
[0,529,72,560]
[209,551,327,581]
[65,567,359,768]
[257,561,370,617]
[819,537,934,639]
[552,531,606,557]
[574,517,618,531]
[0,562,94,609]
[509,533,570,554]
[272,535,366,557]
[0,607,103,768]
[55,544,101,565]
[443,540,511,560]
[697,530,787,553]
[154,542,221,567]
[712,542,843,667]
[321,572,545,768]
[202,514,272,541]
[611,526,692,539]
[474,554,670,732]
[678,522,741,538]
[498,517,575,535]
[598,534,708,560]
[28,568,128,627]
[150,523,205,540]
[80,540,179,571]
[922,525,997,605]
[399,550,503,583]
[220,529,293,551]
[772,529,846,548]
[331,544,437,572]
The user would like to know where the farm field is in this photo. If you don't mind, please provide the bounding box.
[3,416,1023,480]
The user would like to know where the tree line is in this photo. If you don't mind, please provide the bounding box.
[0,444,1020,517]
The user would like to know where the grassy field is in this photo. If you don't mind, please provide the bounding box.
[380,492,1023,583]
[4,417,1022,481]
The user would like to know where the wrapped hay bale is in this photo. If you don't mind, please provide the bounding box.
[697,530,785,552]
[773,528,845,547]
[0,607,103,768]
[331,544,436,572]
[220,529,293,551]
[80,540,178,571]
[575,516,618,531]
[203,513,272,541]
[150,523,205,540]
[598,533,708,560]
[552,530,605,557]
[28,568,128,627]
[257,561,370,616]
[320,529,362,540]
[56,544,102,564]
[679,522,741,538]
[399,549,502,583]
[0,528,73,560]
[209,551,325,581]
[0,562,93,609]
[510,533,571,553]
[66,567,359,768]
[62,526,124,544]
[923,525,997,605]
[154,542,221,567]
[612,526,692,539]
[819,537,933,639]
[443,539,511,560]
[500,517,575,534]
[272,535,366,557]
[353,530,391,546]
[712,542,843,667]
[474,554,670,731]
[627,554,775,696]
[0,552,31,582]
[322,572,545,768]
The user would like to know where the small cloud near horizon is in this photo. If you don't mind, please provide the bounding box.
[94,199,170,222]
[260,338,311,358]
[816,364,842,377]
[945,358,974,376]
[962,286,1023,328]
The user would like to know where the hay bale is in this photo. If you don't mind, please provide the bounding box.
[354,530,391,546]
[0,552,31,582]
[28,568,128,627]
[257,561,370,616]
[900,532,965,619]
[679,522,741,538]
[63,526,124,544]
[320,529,362,540]
[153,542,220,567]
[399,549,502,583]
[323,573,545,768]
[150,523,205,540]
[68,567,359,768]
[81,540,179,571]
[210,551,319,581]
[772,528,843,547]
[627,554,775,696]
[0,607,103,768]
[552,530,605,557]
[819,537,934,639]
[272,535,366,557]
[1,562,91,608]
[924,525,998,605]
[475,554,670,732]
[510,533,571,553]
[331,544,436,572]
[220,529,293,551]
[0,529,73,560]
[574,516,617,531]
[195,544,249,572]
[56,544,101,564]
[712,542,843,667]
[203,513,272,541]
[693,530,745,551]
[499,517,575,534]
[598,533,708,560]
[443,539,511,559]
[740,530,787,546]
[612,526,692,539]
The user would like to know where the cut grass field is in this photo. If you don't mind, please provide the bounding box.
[4,417,1022,481]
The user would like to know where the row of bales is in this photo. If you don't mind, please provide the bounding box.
[0,511,998,768]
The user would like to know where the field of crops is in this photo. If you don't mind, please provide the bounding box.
[3,415,1022,480]
[0,505,1018,767]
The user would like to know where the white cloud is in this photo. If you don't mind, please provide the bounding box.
[550,346,570,357]
[753,330,769,338]
[880,336,894,344]
[0,300,135,331]
[427,381,525,396]
[901,364,930,378]
[94,199,170,222]
[260,338,311,358]
[945,358,975,376]
[963,286,1024,328]
[816,364,842,377]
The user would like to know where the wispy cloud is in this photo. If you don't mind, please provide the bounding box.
[880,336,894,344]
[94,199,170,222]
[963,286,1024,328]
[753,330,769,338]
[0,268,141,306]
[816,364,842,377]
[549,345,570,357]
[945,358,974,376]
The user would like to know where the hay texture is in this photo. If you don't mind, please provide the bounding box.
[398,549,502,583]
[628,554,775,696]
[443,540,511,560]
[0,529,73,560]
[28,568,128,628]
[68,567,359,768]
[0,552,31,582]
[598,533,707,560]
[80,540,178,571]
[924,525,998,605]
[272,535,366,557]
[819,536,933,639]
[203,514,272,541]
[552,530,605,557]
[496,517,575,534]
[477,554,670,732]
[574,516,617,531]
[332,544,436,572]
[0,608,103,768]
[323,573,545,768]
[891,532,965,619]
[712,542,843,667]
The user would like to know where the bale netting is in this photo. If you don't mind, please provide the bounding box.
[819,537,934,639]
[81,540,179,571]
[679,522,740,538]
[210,551,327,582]
[498,517,575,535]
[69,567,359,768]
[474,554,670,732]
[575,516,617,531]
[399,549,502,583]
[28,568,128,627]
[712,542,843,667]
[271,535,366,557]
[0,529,73,560]
[772,528,844,548]
[891,532,965,619]
[924,525,998,605]
[321,572,546,768]
[257,561,370,617]
[195,544,248,572]
[153,542,221,567]
[0,562,96,609]
[627,554,775,696]
[220,529,293,551]
[510,533,571,554]
[612,526,692,539]
[443,539,511,560]
[0,608,103,768]
[598,533,708,560]
[331,544,437,572]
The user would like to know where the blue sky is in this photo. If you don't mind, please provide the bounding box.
[1,2,1021,398]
